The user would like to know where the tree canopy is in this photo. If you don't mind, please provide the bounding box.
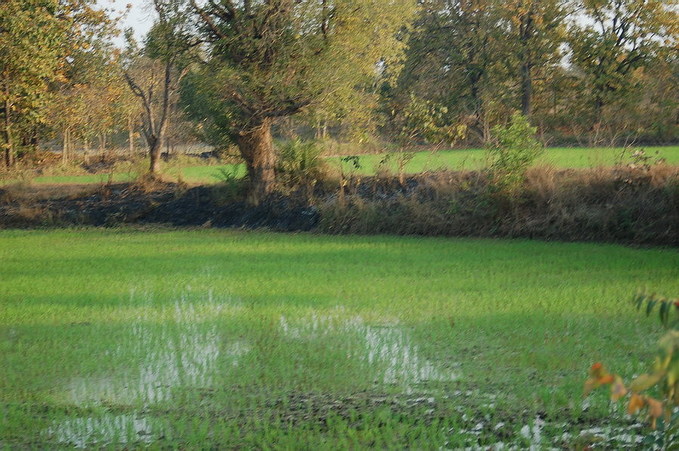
[185,0,416,202]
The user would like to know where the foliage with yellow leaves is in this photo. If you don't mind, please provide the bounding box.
[585,293,679,432]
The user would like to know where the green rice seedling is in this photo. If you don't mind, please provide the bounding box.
[1,229,678,447]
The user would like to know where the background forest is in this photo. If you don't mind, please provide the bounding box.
[2,0,677,171]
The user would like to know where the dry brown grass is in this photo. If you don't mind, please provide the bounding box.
[318,165,679,246]
[2,165,678,246]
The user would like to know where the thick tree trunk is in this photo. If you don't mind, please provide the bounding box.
[149,137,162,174]
[237,119,276,205]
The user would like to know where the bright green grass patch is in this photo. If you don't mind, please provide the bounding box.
[175,146,679,184]
[1,229,678,447]
[37,173,137,185]
[333,145,679,175]
[7,146,678,186]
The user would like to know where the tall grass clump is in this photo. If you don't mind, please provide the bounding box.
[277,139,327,192]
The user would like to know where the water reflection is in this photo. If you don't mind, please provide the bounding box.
[279,313,458,387]
[68,293,234,406]
[48,291,237,446]
[364,326,456,384]
[46,414,156,449]
[49,298,456,447]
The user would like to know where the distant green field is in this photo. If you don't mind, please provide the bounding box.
[2,228,677,447]
[5,145,677,186]
[178,145,679,184]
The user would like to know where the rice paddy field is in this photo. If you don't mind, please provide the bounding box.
[11,145,679,186]
[2,228,679,448]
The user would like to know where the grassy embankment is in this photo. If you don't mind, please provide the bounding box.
[9,145,679,186]
[2,229,678,447]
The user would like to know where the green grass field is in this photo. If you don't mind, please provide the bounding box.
[2,228,678,448]
[176,145,679,184]
[9,145,679,186]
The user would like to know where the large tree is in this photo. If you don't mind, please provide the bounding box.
[0,0,118,167]
[501,0,568,116]
[187,0,416,203]
[48,42,127,163]
[123,0,195,175]
[569,0,678,125]
[392,0,508,143]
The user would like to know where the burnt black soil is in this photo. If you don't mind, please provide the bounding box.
[0,182,319,231]
[1,167,678,247]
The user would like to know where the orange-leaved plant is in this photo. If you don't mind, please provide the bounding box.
[585,292,679,430]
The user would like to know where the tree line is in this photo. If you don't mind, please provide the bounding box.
[1,0,677,202]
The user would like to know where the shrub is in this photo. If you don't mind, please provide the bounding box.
[487,113,543,193]
[395,94,467,148]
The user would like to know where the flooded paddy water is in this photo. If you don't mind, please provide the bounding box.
[38,290,465,447]
[10,289,641,449]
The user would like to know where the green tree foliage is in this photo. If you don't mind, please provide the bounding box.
[500,0,568,116]
[0,0,118,167]
[389,0,677,147]
[186,0,416,203]
[393,0,506,143]
[0,0,64,167]
[48,44,127,163]
[569,0,678,124]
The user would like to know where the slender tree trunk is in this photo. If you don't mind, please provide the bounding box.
[518,5,534,117]
[29,127,38,151]
[237,119,276,205]
[2,97,13,168]
[521,60,533,116]
[99,134,107,158]
[594,96,604,125]
[84,138,90,163]
[469,76,487,143]
[62,128,70,164]
[165,107,171,156]
[128,116,135,156]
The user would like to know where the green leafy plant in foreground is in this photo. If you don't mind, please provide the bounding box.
[585,292,679,446]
